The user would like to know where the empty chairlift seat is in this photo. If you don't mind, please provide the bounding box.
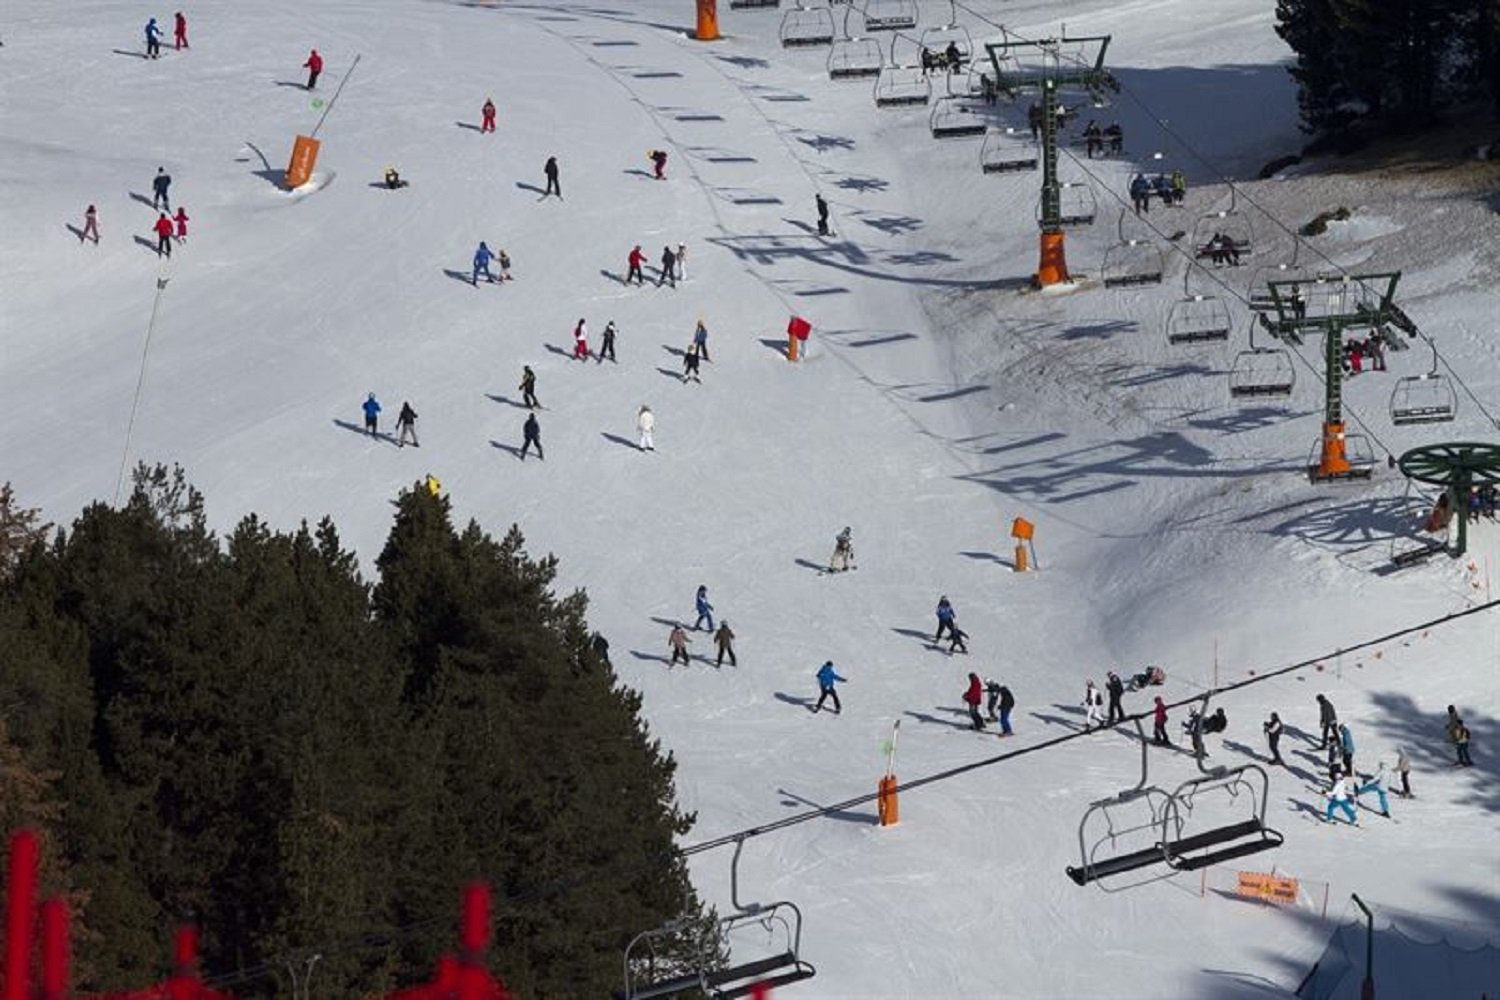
[1101,240,1165,288]
[1229,348,1295,399]
[729,0,781,9]
[873,65,930,107]
[1161,767,1283,872]
[780,6,835,48]
[929,98,986,139]
[828,35,883,78]
[1390,372,1458,425]
[980,128,1038,173]
[861,0,917,32]
[1167,294,1233,345]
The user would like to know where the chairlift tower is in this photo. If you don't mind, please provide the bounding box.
[1397,443,1500,558]
[985,32,1113,287]
[1264,272,1402,482]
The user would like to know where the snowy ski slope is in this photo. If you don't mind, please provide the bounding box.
[1,0,1497,996]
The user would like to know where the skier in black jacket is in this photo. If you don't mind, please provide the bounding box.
[1105,671,1125,725]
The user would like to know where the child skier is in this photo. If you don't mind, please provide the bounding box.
[361,392,381,437]
[828,526,854,572]
[963,673,986,731]
[519,366,539,409]
[1355,761,1391,818]
[668,625,690,667]
[1324,773,1357,825]
[947,625,968,655]
[396,401,418,448]
[813,661,846,714]
[637,405,655,451]
[572,319,590,360]
[693,585,714,631]
[1339,723,1355,776]
[520,412,542,461]
[681,342,701,383]
[498,249,512,281]
[480,98,497,133]
[657,246,676,288]
[933,596,956,642]
[173,207,189,242]
[599,321,617,363]
[1152,697,1170,746]
[626,245,645,285]
[675,242,687,281]
[173,11,188,49]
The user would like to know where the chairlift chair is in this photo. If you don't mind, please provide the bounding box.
[1191,190,1254,264]
[729,0,781,9]
[873,38,931,107]
[1390,337,1458,425]
[1166,271,1232,345]
[780,5,835,48]
[1034,182,1096,227]
[1101,211,1164,288]
[1065,720,1181,890]
[828,32,883,79]
[1161,766,1284,872]
[919,1,973,65]
[860,0,917,32]
[1306,431,1376,483]
[1228,316,1295,400]
[929,97,986,139]
[980,128,1037,173]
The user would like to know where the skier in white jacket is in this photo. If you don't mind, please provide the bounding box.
[637,405,655,451]
[1324,774,1357,825]
[1083,680,1104,730]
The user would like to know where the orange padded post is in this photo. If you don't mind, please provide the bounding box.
[695,0,720,41]
[1317,421,1351,478]
[284,134,321,189]
[1036,231,1069,286]
[1013,544,1028,572]
[878,775,899,826]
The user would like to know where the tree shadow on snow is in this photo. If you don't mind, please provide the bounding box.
[777,788,878,825]
[331,419,395,445]
[600,432,640,451]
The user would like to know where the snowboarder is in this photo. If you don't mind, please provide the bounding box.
[543,156,561,198]
[480,98,497,133]
[947,625,968,655]
[598,321,617,363]
[933,596,956,642]
[1105,671,1125,725]
[519,366,539,409]
[498,248,512,281]
[1083,680,1104,730]
[1338,723,1355,776]
[714,621,736,667]
[692,318,709,361]
[396,401,419,448]
[649,148,668,180]
[828,526,854,572]
[361,392,381,437]
[963,673,986,731]
[1152,696,1170,746]
[591,631,611,667]
[152,168,172,211]
[815,193,830,236]
[681,342,702,383]
[81,204,100,244]
[1324,773,1358,825]
[173,207,189,242]
[572,319,590,360]
[1129,173,1150,216]
[626,245,645,285]
[637,404,655,450]
[520,412,543,460]
[668,625,690,667]
[675,243,687,281]
[812,660,846,714]
[1315,694,1338,749]
[473,241,497,285]
[304,49,323,90]
[152,213,174,257]
[1355,761,1391,817]
[145,17,163,58]
[173,11,188,50]
[1263,712,1284,764]
[693,585,714,631]
[1394,747,1413,798]
[657,246,676,288]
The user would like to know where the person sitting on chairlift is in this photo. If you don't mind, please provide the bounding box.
[1104,122,1124,155]
[944,40,962,72]
[1083,120,1103,159]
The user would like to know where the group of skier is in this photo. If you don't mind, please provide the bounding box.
[143,12,188,59]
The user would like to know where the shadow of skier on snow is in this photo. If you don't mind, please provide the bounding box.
[488,440,524,460]
[600,432,640,450]
[129,191,156,208]
[793,558,826,574]
[485,394,530,409]
[774,692,815,711]
[331,419,396,445]
[904,709,975,731]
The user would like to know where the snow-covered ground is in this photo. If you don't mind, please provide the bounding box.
[2,1,1497,996]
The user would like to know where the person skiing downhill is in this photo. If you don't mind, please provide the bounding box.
[637,404,655,450]
[668,624,690,667]
[1315,694,1338,749]
[693,585,714,631]
[543,156,561,198]
[815,193,830,236]
[626,245,645,285]
[1356,761,1391,818]
[396,401,418,448]
[361,392,381,437]
[1263,712,1284,764]
[480,98,497,133]
[657,246,676,288]
[1083,681,1104,730]
[649,148,668,180]
[828,526,854,572]
[1105,671,1125,725]
[303,49,323,90]
[692,319,709,361]
[963,673,986,730]
[681,343,702,384]
[473,241,497,285]
[145,17,163,58]
[1152,696,1170,746]
[714,621,736,667]
[812,661,846,714]
[152,213,174,257]
[81,205,100,244]
[598,321,617,363]
[1324,773,1358,825]
[572,319,589,360]
[173,12,188,50]
[173,207,189,241]
[933,596,956,642]
[519,366,539,409]
[152,168,172,211]
[520,412,543,460]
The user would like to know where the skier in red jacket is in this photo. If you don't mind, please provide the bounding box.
[173,12,188,49]
[153,214,175,258]
[304,49,323,90]
[1153,697,1171,746]
[963,673,985,731]
[626,245,645,285]
[480,98,496,133]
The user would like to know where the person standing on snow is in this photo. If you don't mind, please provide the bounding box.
[543,156,561,198]
[1315,694,1338,749]
[1446,705,1474,766]
[1355,760,1391,818]
[81,205,100,244]
[396,401,418,448]
[963,673,986,731]
[1324,773,1358,825]
[145,17,163,58]
[626,244,645,285]
[692,318,709,361]
[152,168,172,211]
[815,193,830,236]
[173,207,189,242]
[1105,671,1125,725]
[947,625,968,655]
[599,321,618,363]
[637,404,655,451]
[675,242,687,281]
[1129,173,1150,216]
[1263,712,1284,765]
[681,342,702,384]
[520,412,543,461]
[473,241,497,285]
[480,98,497,133]
[1394,747,1413,798]
[498,248,512,281]
[693,585,714,631]
[668,624,690,667]
[828,526,854,572]
[1083,680,1104,731]
[303,49,324,90]
[812,661,846,714]
[173,12,188,49]
[995,683,1015,735]
[1152,696,1170,746]
[519,365,539,410]
[933,596,956,643]
[657,246,677,288]
[572,318,590,360]
[714,621,736,667]
[361,392,381,437]
[649,148,668,180]
[152,213,175,257]
[1339,723,1355,776]
[591,631,611,667]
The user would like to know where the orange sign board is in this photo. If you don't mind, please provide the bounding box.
[1237,871,1298,905]
[1010,517,1034,541]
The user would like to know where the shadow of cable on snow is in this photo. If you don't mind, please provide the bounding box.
[776,788,878,826]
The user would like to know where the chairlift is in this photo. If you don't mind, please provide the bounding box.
[1166,270,1232,346]
[828,7,884,80]
[780,5,835,48]
[860,0,917,32]
[728,0,781,9]
[1246,242,1308,313]
[1388,478,1451,568]
[980,128,1037,173]
[1390,336,1458,425]
[1101,210,1164,288]
[929,97,986,139]
[1190,189,1254,265]
[873,36,930,107]
[1066,719,1180,890]
[918,1,973,65]
[1306,430,1376,483]
[620,838,815,1000]
[1034,181,1096,227]
[1228,316,1295,400]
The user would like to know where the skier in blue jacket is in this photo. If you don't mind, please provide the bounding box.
[693,585,714,631]
[1339,723,1355,776]
[934,595,956,642]
[813,661,847,714]
[362,392,381,436]
[145,17,163,58]
[472,241,496,285]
